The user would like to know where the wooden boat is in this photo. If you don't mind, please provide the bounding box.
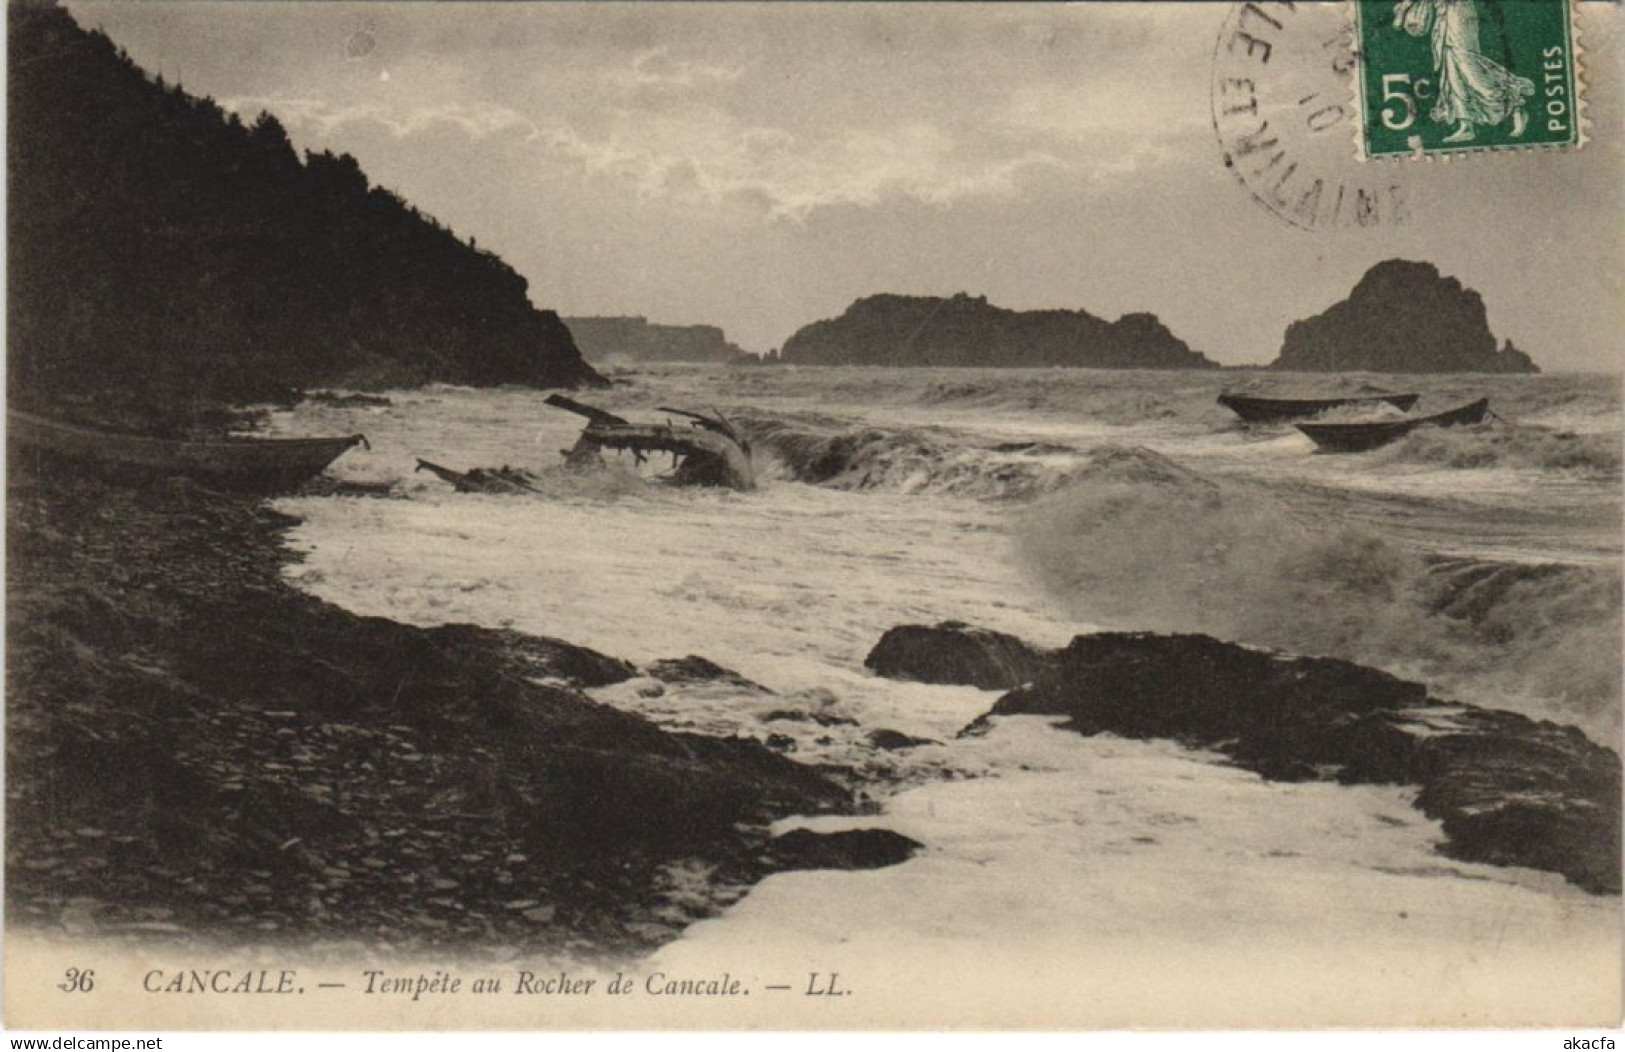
[1295,398,1490,453]
[1218,392,1420,423]
[414,458,541,495]
[416,397,755,494]
[8,409,367,492]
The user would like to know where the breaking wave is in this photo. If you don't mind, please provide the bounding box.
[1298,401,1412,423]
[1370,424,1621,477]
[1013,447,1622,741]
[407,460,655,501]
[739,415,1080,499]
[910,377,1196,424]
[740,402,1621,507]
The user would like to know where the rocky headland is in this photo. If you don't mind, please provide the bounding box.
[563,317,756,366]
[1272,260,1540,374]
[778,293,1216,369]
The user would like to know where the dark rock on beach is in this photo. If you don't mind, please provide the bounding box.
[1410,709,1621,897]
[647,655,773,694]
[451,626,637,688]
[867,729,942,751]
[765,828,923,872]
[779,293,1216,369]
[958,631,1618,894]
[969,632,1429,782]
[866,621,1054,691]
[5,472,851,953]
[762,709,860,728]
[302,392,394,409]
[1272,260,1540,374]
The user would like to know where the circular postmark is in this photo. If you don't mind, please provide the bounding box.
[1212,2,1409,231]
[344,24,378,61]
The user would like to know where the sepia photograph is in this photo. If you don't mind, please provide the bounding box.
[4,0,1622,1034]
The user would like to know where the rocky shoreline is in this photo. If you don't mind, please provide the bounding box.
[10,463,1615,960]
[4,469,914,958]
[869,622,1621,895]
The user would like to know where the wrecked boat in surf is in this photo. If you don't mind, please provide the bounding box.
[414,459,543,494]
[547,395,755,490]
[415,396,755,494]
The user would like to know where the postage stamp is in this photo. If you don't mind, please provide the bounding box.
[1355,0,1581,157]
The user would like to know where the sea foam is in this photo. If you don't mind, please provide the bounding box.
[1014,446,1622,741]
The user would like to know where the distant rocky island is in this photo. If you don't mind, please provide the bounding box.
[8,2,601,429]
[563,316,755,365]
[777,293,1216,369]
[1273,260,1539,374]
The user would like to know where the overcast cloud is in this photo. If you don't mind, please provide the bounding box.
[69,2,1624,370]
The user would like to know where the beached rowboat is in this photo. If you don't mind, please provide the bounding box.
[8,409,367,492]
[1217,392,1421,424]
[1294,398,1490,453]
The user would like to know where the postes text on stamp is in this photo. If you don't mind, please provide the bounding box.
[1355,0,1580,157]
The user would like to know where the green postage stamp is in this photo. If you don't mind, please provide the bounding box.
[1355,0,1580,157]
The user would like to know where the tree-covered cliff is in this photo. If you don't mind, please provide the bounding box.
[8,1,603,426]
[778,293,1215,369]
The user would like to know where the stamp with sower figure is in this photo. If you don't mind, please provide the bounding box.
[1355,0,1580,157]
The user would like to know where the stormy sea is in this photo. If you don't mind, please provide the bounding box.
[265,365,1620,1023]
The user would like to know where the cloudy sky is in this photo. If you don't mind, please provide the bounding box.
[69,2,1624,369]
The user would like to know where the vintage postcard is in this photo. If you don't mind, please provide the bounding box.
[5,0,1622,1034]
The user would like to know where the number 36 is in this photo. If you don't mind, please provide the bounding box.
[59,967,95,993]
